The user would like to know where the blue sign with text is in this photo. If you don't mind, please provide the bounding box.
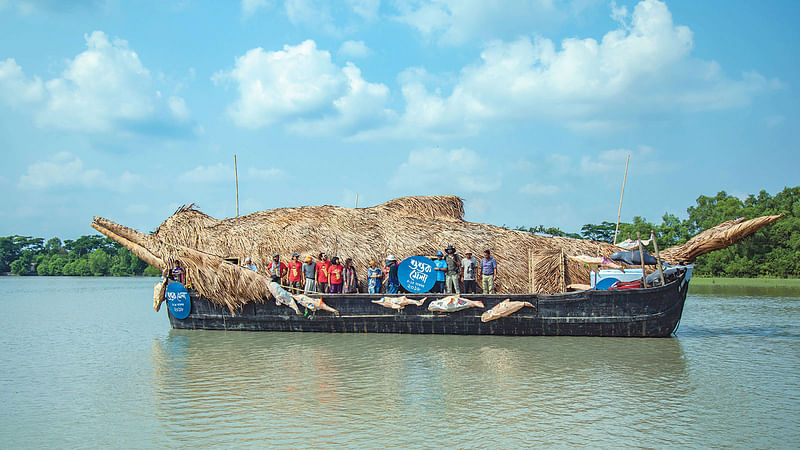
[398,255,436,293]
[166,282,191,319]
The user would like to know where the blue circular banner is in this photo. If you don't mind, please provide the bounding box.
[398,255,436,293]
[166,282,191,319]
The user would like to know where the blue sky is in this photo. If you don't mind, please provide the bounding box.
[1,0,797,239]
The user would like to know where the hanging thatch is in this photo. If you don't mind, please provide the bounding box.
[659,214,785,263]
[91,195,784,311]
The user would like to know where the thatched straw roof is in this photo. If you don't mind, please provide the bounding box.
[659,214,785,263]
[91,196,784,311]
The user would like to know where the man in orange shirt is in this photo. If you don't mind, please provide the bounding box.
[315,252,331,294]
[287,252,303,293]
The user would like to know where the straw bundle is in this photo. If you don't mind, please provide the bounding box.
[659,214,785,263]
[91,196,784,310]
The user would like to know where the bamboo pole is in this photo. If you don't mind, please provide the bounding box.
[355,193,358,209]
[528,248,534,293]
[234,155,240,217]
[637,232,646,287]
[559,249,565,293]
[651,230,665,285]
[613,154,630,245]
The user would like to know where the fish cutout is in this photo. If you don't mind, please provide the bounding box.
[428,295,485,312]
[480,299,534,322]
[372,296,427,310]
[292,294,340,316]
[267,281,301,315]
[153,277,169,312]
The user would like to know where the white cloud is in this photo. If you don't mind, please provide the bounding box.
[347,0,379,21]
[0,31,191,135]
[389,148,501,193]
[381,0,777,136]
[241,0,269,17]
[179,164,286,184]
[0,58,44,106]
[338,40,370,58]
[214,0,775,140]
[285,0,339,36]
[520,182,559,196]
[168,96,190,120]
[247,167,286,181]
[394,0,561,46]
[18,152,144,192]
[179,163,234,184]
[216,40,392,134]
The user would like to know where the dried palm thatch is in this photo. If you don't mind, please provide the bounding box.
[659,214,785,264]
[91,196,784,310]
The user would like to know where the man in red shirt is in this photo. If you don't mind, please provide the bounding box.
[269,253,288,284]
[315,252,331,294]
[287,252,303,293]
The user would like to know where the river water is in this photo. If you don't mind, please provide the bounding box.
[0,277,798,448]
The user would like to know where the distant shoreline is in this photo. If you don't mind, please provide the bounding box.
[691,277,800,288]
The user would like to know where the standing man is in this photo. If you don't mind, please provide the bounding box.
[444,245,461,294]
[433,251,446,293]
[460,251,478,294]
[480,250,498,294]
[315,253,331,294]
[269,253,288,284]
[385,254,400,294]
[287,253,303,293]
[302,256,316,294]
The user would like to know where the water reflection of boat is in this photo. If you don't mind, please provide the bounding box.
[150,330,690,435]
[167,272,690,337]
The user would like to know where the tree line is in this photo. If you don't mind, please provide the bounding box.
[518,186,799,278]
[2,186,798,278]
[0,234,160,277]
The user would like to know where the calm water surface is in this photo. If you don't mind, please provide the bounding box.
[1,277,798,448]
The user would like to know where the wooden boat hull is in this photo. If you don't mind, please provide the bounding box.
[167,273,690,337]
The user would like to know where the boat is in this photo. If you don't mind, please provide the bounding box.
[90,196,782,337]
[167,271,690,337]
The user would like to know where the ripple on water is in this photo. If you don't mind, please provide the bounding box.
[0,278,798,447]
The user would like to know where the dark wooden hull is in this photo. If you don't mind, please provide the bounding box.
[167,273,690,337]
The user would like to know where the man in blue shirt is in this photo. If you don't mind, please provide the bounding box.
[433,250,447,293]
[480,250,498,294]
[385,255,400,294]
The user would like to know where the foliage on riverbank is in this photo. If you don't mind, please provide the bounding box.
[0,235,160,277]
[2,186,798,278]
[690,277,800,288]
[520,186,799,278]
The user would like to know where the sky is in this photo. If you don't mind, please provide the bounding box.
[0,0,798,239]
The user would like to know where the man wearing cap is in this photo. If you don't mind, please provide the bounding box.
[302,256,316,294]
[480,250,498,294]
[242,257,258,272]
[287,253,303,293]
[385,254,400,294]
[460,251,478,294]
[433,251,447,293]
[269,253,288,284]
[444,245,461,294]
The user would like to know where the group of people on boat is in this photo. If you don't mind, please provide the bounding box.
[239,247,500,295]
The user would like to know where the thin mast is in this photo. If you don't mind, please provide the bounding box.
[613,154,630,245]
[234,155,239,217]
